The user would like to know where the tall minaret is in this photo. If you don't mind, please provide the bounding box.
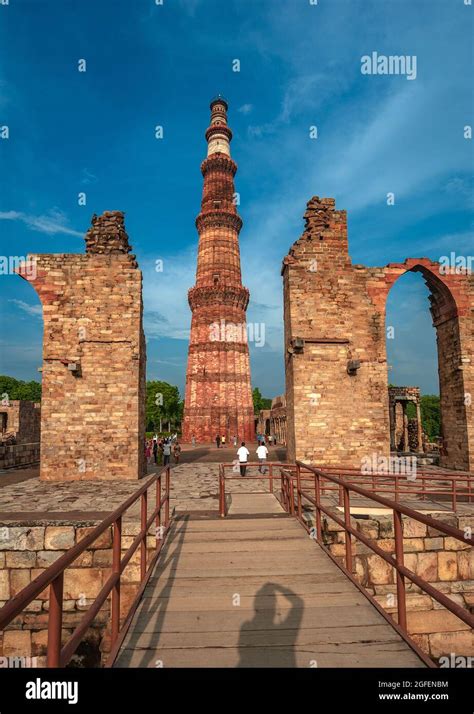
[182,96,255,443]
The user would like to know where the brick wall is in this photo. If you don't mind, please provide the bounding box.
[0,520,157,666]
[283,196,474,470]
[16,211,146,481]
[0,443,40,469]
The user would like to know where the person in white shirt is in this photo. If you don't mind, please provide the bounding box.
[237,442,250,477]
[256,443,268,474]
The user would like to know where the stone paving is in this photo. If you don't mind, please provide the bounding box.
[0,445,287,524]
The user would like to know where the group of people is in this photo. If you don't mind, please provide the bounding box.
[215,434,239,448]
[145,434,181,466]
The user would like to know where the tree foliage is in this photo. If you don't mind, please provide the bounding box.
[252,387,272,414]
[146,380,182,431]
[0,375,42,402]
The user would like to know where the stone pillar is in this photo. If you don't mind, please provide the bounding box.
[389,402,396,451]
[17,211,146,481]
[416,401,423,452]
[402,403,409,453]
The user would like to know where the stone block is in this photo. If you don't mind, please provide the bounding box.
[3,630,31,657]
[0,527,44,551]
[429,630,474,658]
[63,568,104,600]
[416,553,438,581]
[5,551,36,568]
[408,609,469,634]
[76,527,112,549]
[438,552,458,581]
[367,554,394,585]
[44,526,75,550]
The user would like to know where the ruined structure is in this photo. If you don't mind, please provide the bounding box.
[0,400,40,444]
[182,97,254,443]
[283,196,474,471]
[389,386,423,453]
[16,211,146,481]
[256,395,287,445]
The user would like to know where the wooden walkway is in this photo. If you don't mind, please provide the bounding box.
[115,495,426,668]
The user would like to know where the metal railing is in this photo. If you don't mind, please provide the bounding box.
[280,462,474,666]
[218,461,291,517]
[0,466,171,667]
[310,465,474,511]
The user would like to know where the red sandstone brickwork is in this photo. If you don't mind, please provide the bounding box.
[16,211,146,481]
[0,401,40,444]
[283,196,474,470]
[182,99,254,443]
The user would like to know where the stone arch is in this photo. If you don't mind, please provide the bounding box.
[379,259,473,470]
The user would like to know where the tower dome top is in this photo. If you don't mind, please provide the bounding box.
[210,95,228,110]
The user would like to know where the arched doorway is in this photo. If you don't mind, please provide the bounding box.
[383,260,472,471]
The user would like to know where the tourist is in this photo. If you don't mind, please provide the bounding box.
[153,439,158,464]
[192,434,196,447]
[237,441,250,477]
[216,434,221,449]
[146,439,152,464]
[221,434,226,446]
[256,441,268,474]
[163,440,171,466]
[173,441,181,464]
[233,434,237,447]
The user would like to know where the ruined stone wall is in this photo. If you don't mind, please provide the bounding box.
[0,519,156,665]
[283,196,474,470]
[323,511,474,661]
[0,401,40,444]
[17,212,146,481]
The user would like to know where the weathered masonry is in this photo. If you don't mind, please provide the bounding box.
[182,97,255,443]
[283,196,474,470]
[16,211,146,481]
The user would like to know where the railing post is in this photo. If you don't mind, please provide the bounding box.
[269,463,273,494]
[314,472,322,542]
[338,483,343,507]
[343,486,352,573]
[165,466,170,526]
[393,509,407,631]
[111,517,122,647]
[219,466,225,518]
[289,477,295,516]
[140,491,147,581]
[296,463,302,520]
[47,572,64,667]
[156,474,162,546]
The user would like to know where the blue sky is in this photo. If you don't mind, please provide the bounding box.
[0,0,472,398]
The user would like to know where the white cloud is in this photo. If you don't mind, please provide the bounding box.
[238,104,253,115]
[0,208,82,237]
[9,299,42,318]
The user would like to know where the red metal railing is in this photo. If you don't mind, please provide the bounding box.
[280,462,474,665]
[0,466,171,667]
[311,465,474,511]
[218,462,291,516]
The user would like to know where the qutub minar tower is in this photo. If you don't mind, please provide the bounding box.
[182,97,255,443]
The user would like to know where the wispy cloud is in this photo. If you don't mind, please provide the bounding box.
[8,299,42,318]
[238,103,253,115]
[0,208,82,237]
[80,168,98,186]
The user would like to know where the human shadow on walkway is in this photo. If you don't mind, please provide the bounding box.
[238,582,303,667]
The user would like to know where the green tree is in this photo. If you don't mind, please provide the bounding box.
[0,376,42,402]
[420,395,440,439]
[146,380,182,432]
[252,387,272,414]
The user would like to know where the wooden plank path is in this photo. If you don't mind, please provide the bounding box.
[115,495,426,668]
